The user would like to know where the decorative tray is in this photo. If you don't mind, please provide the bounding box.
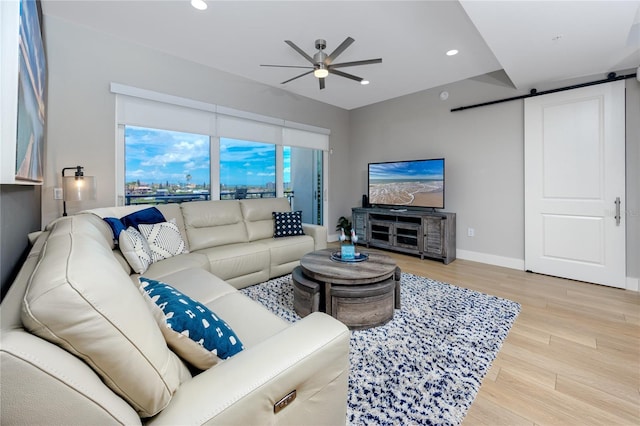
[330,251,369,263]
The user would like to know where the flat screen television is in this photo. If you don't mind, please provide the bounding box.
[368,158,445,209]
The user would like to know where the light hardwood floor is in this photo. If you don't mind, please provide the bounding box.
[355,245,640,425]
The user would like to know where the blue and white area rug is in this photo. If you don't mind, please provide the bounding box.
[241,272,520,425]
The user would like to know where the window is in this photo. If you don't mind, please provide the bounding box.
[219,138,276,199]
[113,85,329,223]
[124,125,210,205]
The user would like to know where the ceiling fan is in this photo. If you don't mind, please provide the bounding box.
[260,37,382,90]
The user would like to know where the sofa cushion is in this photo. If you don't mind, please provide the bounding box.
[119,226,153,273]
[139,277,244,370]
[259,235,315,278]
[152,267,236,306]
[139,220,188,263]
[21,216,191,418]
[196,242,270,283]
[182,200,248,250]
[47,213,115,250]
[205,292,290,348]
[136,252,210,281]
[272,211,305,238]
[240,197,292,241]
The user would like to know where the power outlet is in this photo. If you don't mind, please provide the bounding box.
[467,227,475,237]
[54,187,63,200]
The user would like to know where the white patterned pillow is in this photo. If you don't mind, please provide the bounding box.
[119,227,153,273]
[138,220,187,263]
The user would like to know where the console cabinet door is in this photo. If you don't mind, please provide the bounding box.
[369,220,393,246]
[394,223,423,251]
[424,217,445,257]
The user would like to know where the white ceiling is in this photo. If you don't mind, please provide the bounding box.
[41,0,640,110]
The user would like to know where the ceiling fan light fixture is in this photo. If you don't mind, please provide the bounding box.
[190,0,207,11]
[262,37,382,90]
[314,66,329,79]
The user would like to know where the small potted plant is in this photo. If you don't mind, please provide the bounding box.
[336,216,352,241]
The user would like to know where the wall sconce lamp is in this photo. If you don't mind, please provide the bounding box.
[61,166,96,216]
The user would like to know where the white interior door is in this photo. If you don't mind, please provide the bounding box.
[524,80,626,288]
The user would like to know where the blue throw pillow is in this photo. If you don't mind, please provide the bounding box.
[103,217,127,239]
[103,207,166,241]
[139,277,244,368]
[121,207,166,231]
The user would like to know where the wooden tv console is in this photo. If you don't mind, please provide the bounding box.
[352,207,456,264]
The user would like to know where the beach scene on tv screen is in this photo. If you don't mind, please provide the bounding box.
[369,160,444,207]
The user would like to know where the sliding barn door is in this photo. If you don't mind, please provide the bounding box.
[524,80,626,288]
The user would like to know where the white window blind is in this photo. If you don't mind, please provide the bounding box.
[115,95,216,136]
[216,114,282,145]
[283,128,329,151]
[111,83,330,143]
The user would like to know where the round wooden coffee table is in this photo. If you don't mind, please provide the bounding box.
[295,248,400,329]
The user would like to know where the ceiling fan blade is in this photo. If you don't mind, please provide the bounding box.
[284,40,315,64]
[329,58,382,69]
[326,37,355,64]
[329,69,363,82]
[260,64,314,69]
[319,78,325,90]
[281,70,314,85]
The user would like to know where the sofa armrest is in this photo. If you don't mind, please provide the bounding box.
[148,312,350,426]
[302,223,327,251]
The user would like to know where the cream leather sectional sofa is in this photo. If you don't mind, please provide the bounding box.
[1,198,351,425]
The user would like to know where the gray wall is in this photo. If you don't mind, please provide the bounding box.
[349,72,639,278]
[41,16,351,231]
[0,185,41,297]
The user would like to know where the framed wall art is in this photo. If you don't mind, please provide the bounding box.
[1,0,46,184]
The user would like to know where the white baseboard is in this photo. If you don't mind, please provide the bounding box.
[455,249,525,270]
[457,250,639,292]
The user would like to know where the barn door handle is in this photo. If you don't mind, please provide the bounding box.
[614,197,621,226]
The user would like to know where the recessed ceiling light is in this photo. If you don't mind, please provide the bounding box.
[446,49,458,56]
[191,0,207,11]
[361,80,370,85]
